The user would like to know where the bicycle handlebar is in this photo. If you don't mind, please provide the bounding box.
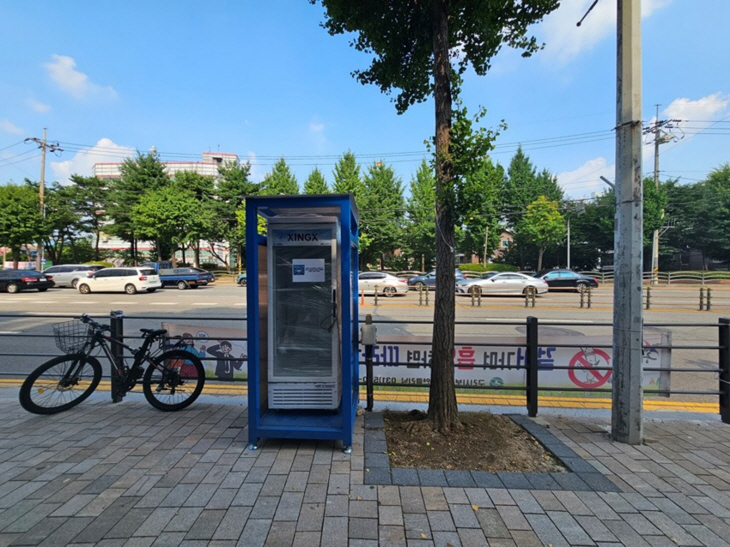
[79,314,111,332]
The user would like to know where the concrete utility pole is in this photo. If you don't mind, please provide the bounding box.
[612,0,644,445]
[648,105,675,285]
[25,129,62,271]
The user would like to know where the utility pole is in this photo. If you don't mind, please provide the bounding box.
[646,105,677,285]
[483,225,489,267]
[612,0,644,445]
[25,129,62,271]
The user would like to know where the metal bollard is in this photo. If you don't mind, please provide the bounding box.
[524,287,536,308]
[418,285,423,306]
[360,314,377,412]
[587,286,592,309]
[708,287,713,311]
[645,286,651,310]
[580,290,585,309]
[425,286,430,306]
[109,310,125,403]
[720,318,730,424]
[374,285,379,306]
[700,287,705,311]
[477,286,482,307]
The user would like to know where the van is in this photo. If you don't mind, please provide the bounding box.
[43,264,105,288]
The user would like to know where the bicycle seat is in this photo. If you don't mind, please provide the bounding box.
[140,328,168,338]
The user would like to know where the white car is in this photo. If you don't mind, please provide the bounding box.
[455,272,548,296]
[77,267,162,295]
[358,272,409,297]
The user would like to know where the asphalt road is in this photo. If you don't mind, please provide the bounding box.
[0,282,727,402]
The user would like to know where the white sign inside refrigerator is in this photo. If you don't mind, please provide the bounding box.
[292,259,326,282]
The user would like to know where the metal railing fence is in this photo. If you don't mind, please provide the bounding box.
[1,312,728,423]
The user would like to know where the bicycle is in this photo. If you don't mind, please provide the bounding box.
[19,314,206,414]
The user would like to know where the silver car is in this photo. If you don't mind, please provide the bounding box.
[455,272,549,296]
[43,264,104,288]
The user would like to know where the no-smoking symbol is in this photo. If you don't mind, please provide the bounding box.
[568,348,612,389]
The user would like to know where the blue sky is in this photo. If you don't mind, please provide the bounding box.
[1,1,728,200]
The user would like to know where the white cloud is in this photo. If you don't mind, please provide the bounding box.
[541,0,672,64]
[557,156,614,199]
[308,119,327,150]
[247,151,265,182]
[44,54,117,101]
[27,99,50,113]
[50,137,134,184]
[664,93,729,128]
[0,119,24,135]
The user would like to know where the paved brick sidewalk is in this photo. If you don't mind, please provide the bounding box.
[1,389,730,546]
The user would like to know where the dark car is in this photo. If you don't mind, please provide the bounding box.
[0,269,55,293]
[174,267,215,285]
[537,269,599,292]
[407,269,465,290]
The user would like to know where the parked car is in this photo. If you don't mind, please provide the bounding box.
[236,272,247,287]
[42,264,105,288]
[455,272,498,295]
[0,269,55,293]
[537,269,599,293]
[77,267,161,295]
[455,272,548,296]
[407,269,465,290]
[358,271,409,296]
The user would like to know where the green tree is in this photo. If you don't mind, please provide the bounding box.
[40,182,85,265]
[106,151,169,263]
[517,196,565,271]
[404,160,436,271]
[502,146,563,230]
[261,158,299,195]
[359,161,405,268]
[68,175,108,260]
[313,0,558,432]
[304,167,330,194]
[213,161,258,269]
[458,157,505,263]
[131,186,207,266]
[0,183,43,269]
[332,151,363,196]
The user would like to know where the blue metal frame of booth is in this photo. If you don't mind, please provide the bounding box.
[245,194,360,450]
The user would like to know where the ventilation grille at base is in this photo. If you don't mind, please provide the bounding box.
[269,383,341,409]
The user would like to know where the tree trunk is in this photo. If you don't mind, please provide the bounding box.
[94,226,100,261]
[427,0,461,434]
[538,248,545,271]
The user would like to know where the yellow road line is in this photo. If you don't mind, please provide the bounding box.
[2,379,716,413]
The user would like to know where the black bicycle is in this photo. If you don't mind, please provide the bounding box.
[19,314,206,414]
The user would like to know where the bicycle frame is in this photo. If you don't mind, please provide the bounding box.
[70,328,166,396]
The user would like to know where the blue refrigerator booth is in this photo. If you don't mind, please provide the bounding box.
[245,194,360,450]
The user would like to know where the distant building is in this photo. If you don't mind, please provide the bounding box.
[92,152,240,266]
[93,152,239,179]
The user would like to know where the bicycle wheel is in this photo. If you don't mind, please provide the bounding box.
[19,354,102,414]
[142,349,205,411]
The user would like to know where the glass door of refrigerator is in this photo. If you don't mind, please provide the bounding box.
[271,244,335,380]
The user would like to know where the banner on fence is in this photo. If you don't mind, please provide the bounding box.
[363,334,671,393]
[163,324,248,381]
[161,324,671,394]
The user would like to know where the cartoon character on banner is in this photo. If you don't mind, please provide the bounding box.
[207,339,247,380]
[179,332,207,377]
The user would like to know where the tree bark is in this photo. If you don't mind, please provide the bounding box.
[427,0,461,433]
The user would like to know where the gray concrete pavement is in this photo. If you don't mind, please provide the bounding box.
[2,387,730,546]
